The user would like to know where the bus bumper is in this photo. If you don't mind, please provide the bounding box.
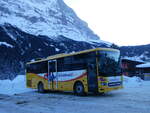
[98,82,123,93]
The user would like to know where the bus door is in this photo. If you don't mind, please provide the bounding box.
[87,63,98,93]
[48,60,58,90]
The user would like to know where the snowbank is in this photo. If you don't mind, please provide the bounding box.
[0,75,32,95]
[123,76,143,88]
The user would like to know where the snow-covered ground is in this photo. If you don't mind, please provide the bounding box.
[0,75,150,113]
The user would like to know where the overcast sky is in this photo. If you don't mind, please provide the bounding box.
[64,0,150,46]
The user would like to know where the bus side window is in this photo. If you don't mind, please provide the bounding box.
[48,62,55,72]
[26,61,48,74]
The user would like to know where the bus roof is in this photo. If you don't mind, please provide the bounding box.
[27,48,119,64]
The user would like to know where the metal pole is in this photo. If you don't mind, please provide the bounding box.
[55,60,58,89]
[48,60,50,89]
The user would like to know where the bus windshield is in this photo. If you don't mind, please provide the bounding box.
[98,50,121,76]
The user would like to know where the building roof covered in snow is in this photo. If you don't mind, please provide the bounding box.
[136,63,150,68]
[121,57,144,63]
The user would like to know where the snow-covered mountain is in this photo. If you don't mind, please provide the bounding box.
[120,44,150,62]
[0,0,103,43]
[0,0,112,79]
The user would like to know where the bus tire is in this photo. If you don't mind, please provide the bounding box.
[37,82,45,93]
[74,82,85,96]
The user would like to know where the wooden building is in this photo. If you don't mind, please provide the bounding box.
[136,63,150,80]
[121,58,144,77]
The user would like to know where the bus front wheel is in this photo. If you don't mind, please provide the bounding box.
[74,82,85,96]
[37,82,45,93]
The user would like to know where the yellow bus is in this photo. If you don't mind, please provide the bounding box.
[26,48,123,95]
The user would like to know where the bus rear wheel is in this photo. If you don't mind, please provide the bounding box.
[37,82,45,93]
[74,82,85,96]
